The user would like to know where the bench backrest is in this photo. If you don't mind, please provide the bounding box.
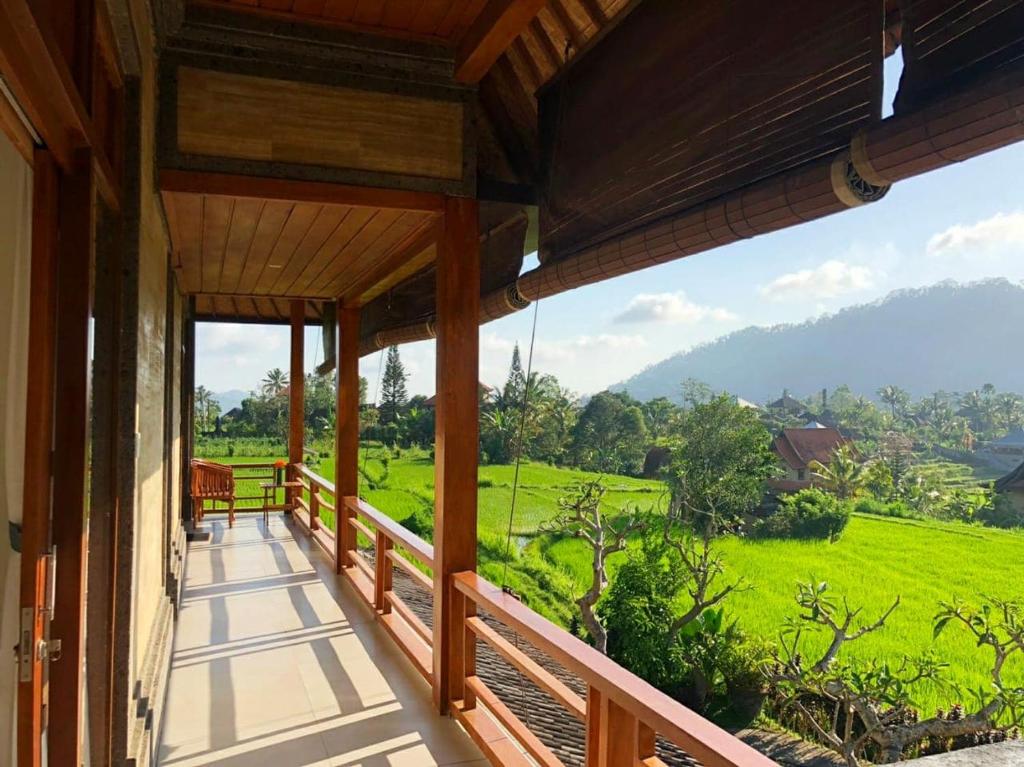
[190,459,235,499]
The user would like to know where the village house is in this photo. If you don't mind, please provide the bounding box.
[769,425,851,492]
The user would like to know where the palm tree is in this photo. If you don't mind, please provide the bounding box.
[877,385,909,420]
[809,444,867,500]
[261,368,288,397]
[195,385,211,431]
[995,392,1023,431]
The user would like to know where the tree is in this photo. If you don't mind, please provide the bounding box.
[541,481,647,653]
[262,367,288,397]
[501,342,526,410]
[379,345,408,426]
[663,394,777,527]
[771,585,1024,766]
[809,444,868,500]
[570,391,648,475]
[877,385,909,420]
[642,397,679,439]
[194,385,220,433]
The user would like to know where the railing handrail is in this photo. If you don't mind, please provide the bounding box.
[293,462,335,493]
[453,571,776,767]
[346,496,434,567]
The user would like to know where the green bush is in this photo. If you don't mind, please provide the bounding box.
[853,497,919,519]
[755,488,851,541]
[976,495,1024,529]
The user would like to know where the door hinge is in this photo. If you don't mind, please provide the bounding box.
[18,607,32,681]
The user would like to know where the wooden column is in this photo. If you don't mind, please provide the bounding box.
[18,148,59,767]
[181,298,196,527]
[432,196,480,714]
[288,299,305,506]
[335,303,360,573]
[49,152,95,767]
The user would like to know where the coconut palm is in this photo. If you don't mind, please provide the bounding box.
[809,444,868,500]
[261,367,289,397]
[877,385,909,420]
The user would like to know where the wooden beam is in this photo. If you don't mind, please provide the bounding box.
[18,149,59,767]
[341,218,442,305]
[289,299,305,505]
[432,196,480,713]
[335,303,360,573]
[159,170,446,213]
[0,0,121,209]
[48,151,95,767]
[455,0,546,84]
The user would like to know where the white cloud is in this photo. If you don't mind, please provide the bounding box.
[613,291,737,325]
[926,211,1024,257]
[759,259,875,302]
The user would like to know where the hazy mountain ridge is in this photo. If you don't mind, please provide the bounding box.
[612,279,1024,404]
[211,389,249,412]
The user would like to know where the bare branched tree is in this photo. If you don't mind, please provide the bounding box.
[663,516,748,642]
[541,480,647,653]
[772,584,1024,766]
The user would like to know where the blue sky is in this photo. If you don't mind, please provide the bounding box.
[197,56,1024,399]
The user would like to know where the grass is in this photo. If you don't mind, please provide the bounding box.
[540,513,1024,717]
[197,444,1023,716]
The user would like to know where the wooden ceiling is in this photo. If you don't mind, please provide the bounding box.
[161,172,441,322]
[194,0,490,44]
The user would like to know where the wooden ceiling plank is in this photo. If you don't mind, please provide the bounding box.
[285,206,376,297]
[253,203,323,294]
[510,38,543,94]
[342,215,441,304]
[410,0,450,34]
[547,0,585,51]
[259,0,296,11]
[168,192,204,293]
[322,0,359,21]
[234,200,295,295]
[159,170,446,213]
[339,210,422,285]
[266,204,347,296]
[292,0,327,15]
[220,198,265,295]
[529,18,563,73]
[319,209,402,296]
[455,0,547,83]
[200,195,234,294]
[352,0,385,25]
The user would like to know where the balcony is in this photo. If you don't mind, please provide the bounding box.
[164,462,777,767]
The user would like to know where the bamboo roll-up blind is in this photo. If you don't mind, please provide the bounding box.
[895,0,1024,112]
[538,0,882,261]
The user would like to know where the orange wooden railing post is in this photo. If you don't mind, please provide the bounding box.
[586,685,652,767]
[288,300,305,511]
[335,303,360,573]
[309,479,320,531]
[432,197,480,714]
[374,531,392,612]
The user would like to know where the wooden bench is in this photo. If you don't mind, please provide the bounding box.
[190,459,235,528]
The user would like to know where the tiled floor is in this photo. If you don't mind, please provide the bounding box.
[157,515,486,767]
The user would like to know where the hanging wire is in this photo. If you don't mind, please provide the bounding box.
[359,346,386,491]
[501,299,541,589]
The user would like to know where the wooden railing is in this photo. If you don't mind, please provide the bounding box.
[287,463,776,767]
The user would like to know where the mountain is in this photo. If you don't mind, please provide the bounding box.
[212,389,249,412]
[612,279,1024,405]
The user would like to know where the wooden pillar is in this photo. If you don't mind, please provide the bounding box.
[181,298,196,527]
[335,303,360,573]
[18,148,59,767]
[289,299,305,504]
[49,152,95,767]
[432,196,480,714]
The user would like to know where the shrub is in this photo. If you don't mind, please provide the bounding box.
[853,497,919,519]
[754,488,851,541]
[402,506,434,542]
[976,495,1024,529]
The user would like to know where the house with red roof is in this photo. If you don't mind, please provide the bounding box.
[768,425,851,492]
